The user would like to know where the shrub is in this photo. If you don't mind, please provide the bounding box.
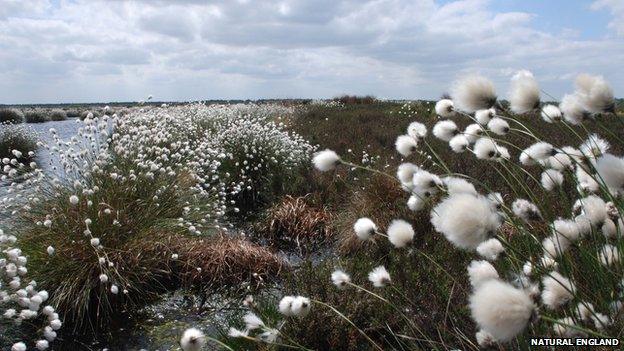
[65,109,81,118]
[0,108,24,124]
[49,109,67,121]
[24,110,49,123]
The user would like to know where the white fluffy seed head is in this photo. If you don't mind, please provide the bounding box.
[511,199,542,222]
[442,176,477,195]
[487,117,510,135]
[451,75,497,113]
[180,328,206,351]
[291,296,311,317]
[278,296,295,316]
[598,244,620,266]
[395,135,418,157]
[476,238,505,261]
[475,108,495,125]
[449,134,469,153]
[368,266,391,288]
[396,163,420,185]
[541,104,562,123]
[595,154,624,191]
[473,138,500,160]
[519,142,554,166]
[432,120,459,142]
[575,74,615,113]
[575,195,607,226]
[560,94,586,125]
[467,260,499,288]
[469,279,534,342]
[407,122,427,139]
[387,219,414,248]
[541,271,576,310]
[431,193,501,250]
[331,270,351,289]
[353,217,377,240]
[509,70,540,114]
[312,149,341,172]
[540,169,564,191]
[463,123,483,143]
[434,99,454,118]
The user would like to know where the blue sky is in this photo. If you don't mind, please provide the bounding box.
[0,0,623,103]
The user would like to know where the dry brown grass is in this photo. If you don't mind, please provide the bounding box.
[256,195,332,252]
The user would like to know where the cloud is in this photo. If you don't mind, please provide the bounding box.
[0,0,621,103]
[592,0,624,36]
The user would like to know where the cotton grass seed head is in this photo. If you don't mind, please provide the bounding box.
[331,269,351,289]
[541,271,576,310]
[473,138,500,160]
[387,219,414,248]
[487,117,510,136]
[509,70,540,114]
[368,266,391,287]
[470,279,534,342]
[431,193,501,250]
[396,162,420,185]
[467,260,499,288]
[540,169,564,191]
[435,99,455,118]
[574,74,615,113]
[180,328,206,351]
[449,134,469,153]
[560,94,587,125]
[475,108,495,125]
[395,135,418,157]
[451,75,497,113]
[313,149,341,171]
[432,120,459,142]
[407,122,427,139]
[541,104,562,123]
[463,123,483,143]
[353,217,377,240]
[476,238,505,261]
[595,154,624,191]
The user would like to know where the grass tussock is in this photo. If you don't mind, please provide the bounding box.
[0,124,37,161]
[0,108,24,124]
[24,109,49,123]
[49,109,68,121]
[256,195,332,251]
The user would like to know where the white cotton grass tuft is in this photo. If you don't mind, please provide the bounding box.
[601,218,617,238]
[542,234,571,259]
[407,195,426,211]
[412,170,442,195]
[442,176,477,195]
[519,142,555,166]
[476,238,505,261]
[331,269,351,289]
[598,244,620,266]
[476,330,496,348]
[467,260,499,288]
[540,169,564,191]
[387,219,414,248]
[475,108,495,125]
[368,266,391,287]
[180,328,206,351]
[543,149,573,171]
[397,163,420,185]
[291,296,311,317]
[278,295,311,317]
[574,74,615,113]
[473,138,501,160]
[574,195,607,226]
[579,133,610,159]
[463,123,483,143]
[487,117,510,135]
[552,218,582,243]
[243,312,265,330]
[407,122,427,140]
[509,70,540,114]
[541,271,576,310]
[432,120,459,142]
[575,302,595,322]
[395,135,418,157]
[353,217,377,241]
[434,99,455,118]
[449,134,469,153]
[541,104,562,123]
[451,75,497,113]
[431,193,502,250]
[595,154,624,191]
[512,198,542,222]
[576,166,600,193]
[469,279,534,342]
[69,195,79,205]
[313,149,341,172]
[560,94,587,125]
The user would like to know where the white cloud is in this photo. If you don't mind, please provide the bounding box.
[0,0,621,103]
[592,0,624,36]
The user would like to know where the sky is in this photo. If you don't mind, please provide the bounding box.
[0,0,623,103]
